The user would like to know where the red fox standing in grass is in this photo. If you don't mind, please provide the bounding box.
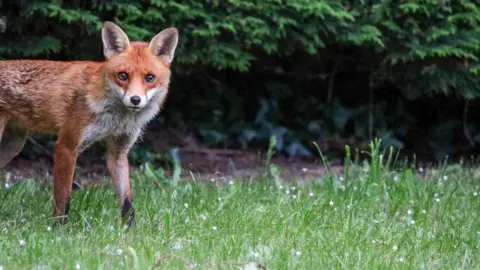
[0,21,179,227]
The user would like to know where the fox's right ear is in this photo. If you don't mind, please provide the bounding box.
[102,21,130,59]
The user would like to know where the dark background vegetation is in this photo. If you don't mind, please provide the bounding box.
[1,0,480,175]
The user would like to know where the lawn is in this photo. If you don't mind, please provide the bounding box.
[0,142,479,269]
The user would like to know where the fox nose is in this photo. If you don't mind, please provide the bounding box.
[130,95,141,106]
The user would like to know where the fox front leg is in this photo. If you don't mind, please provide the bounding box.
[52,131,80,227]
[106,135,137,228]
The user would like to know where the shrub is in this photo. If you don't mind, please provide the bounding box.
[1,0,479,160]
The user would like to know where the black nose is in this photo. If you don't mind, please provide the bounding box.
[130,95,141,106]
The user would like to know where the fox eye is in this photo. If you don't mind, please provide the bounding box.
[118,72,128,81]
[145,74,156,83]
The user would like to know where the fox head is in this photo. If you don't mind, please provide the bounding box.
[100,21,178,112]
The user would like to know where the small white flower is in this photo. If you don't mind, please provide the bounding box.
[421,209,427,214]
[76,263,81,270]
[290,186,296,191]
[20,218,26,223]
[392,245,398,251]
[279,185,283,189]
[435,198,440,203]
[171,241,183,250]
[228,180,234,185]
[200,214,207,221]
[19,239,25,246]
[212,226,217,230]
[347,204,352,209]
[292,195,297,199]
[200,199,205,204]
[218,197,222,202]
[329,200,334,206]
[46,226,52,231]
[309,192,314,197]
[243,262,259,270]
[4,183,10,189]
[0,265,3,270]
[393,176,399,182]
[407,209,413,215]
[398,257,405,262]
[184,203,188,209]
[254,252,260,258]
[372,219,379,224]
[108,226,114,231]
[210,178,215,182]
[116,249,123,255]
[302,168,308,172]
[410,220,416,225]
[443,175,448,181]
[295,251,302,256]
[339,176,344,181]
[418,167,424,173]
[474,192,478,197]
[353,186,358,191]
[434,193,438,197]
[286,190,290,195]
[185,217,190,223]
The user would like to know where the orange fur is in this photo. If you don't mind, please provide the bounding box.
[0,21,179,227]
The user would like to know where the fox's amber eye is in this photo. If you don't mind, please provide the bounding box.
[118,72,129,81]
[145,74,156,83]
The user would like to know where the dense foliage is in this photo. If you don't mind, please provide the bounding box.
[1,0,480,161]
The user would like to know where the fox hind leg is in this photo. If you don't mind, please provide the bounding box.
[0,119,28,169]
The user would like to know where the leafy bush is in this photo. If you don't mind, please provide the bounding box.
[1,0,480,161]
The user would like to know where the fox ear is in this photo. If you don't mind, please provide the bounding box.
[102,21,130,59]
[149,27,179,65]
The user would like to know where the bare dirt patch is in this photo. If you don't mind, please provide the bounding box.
[2,129,344,186]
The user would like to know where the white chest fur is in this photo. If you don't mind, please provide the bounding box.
[79,95,161,153]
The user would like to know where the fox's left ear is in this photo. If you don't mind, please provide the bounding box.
[149,27,179,65]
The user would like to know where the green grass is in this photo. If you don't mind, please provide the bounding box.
[0,143,479,269]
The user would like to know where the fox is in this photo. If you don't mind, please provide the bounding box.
[0,21,179,227]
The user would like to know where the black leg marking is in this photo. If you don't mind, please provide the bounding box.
[53,198,71,229]
[65,199,70,217]
[121,199,136,228]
